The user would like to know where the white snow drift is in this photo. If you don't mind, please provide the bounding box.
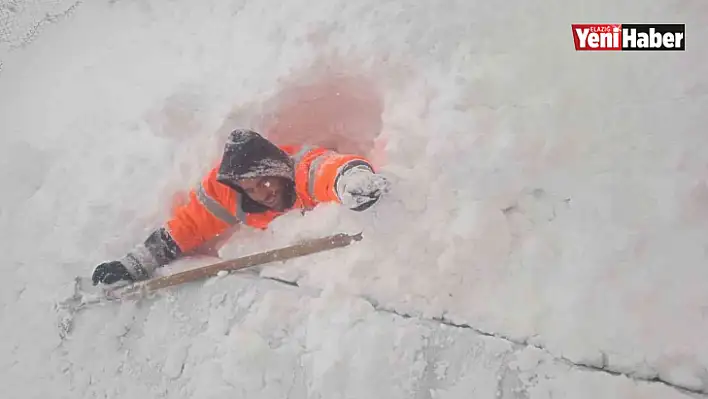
[1,0,707,397]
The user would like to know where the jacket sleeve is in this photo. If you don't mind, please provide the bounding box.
[301,148,375,205]
[119,168,240,280]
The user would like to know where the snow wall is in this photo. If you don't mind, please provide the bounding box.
[1,0,707,398]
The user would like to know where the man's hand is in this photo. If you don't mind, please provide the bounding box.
[336,165,391,211]
[92,261,135,285]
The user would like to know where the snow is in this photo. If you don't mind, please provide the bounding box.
[1,0,707,398]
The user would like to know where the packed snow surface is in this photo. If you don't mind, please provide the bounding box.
[1,0,707,398]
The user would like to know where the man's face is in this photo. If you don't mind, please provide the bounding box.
[237,176,289,211]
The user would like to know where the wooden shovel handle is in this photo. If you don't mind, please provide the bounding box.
[141,232,363,292]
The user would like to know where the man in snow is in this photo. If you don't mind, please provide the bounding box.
[91,129,390,285]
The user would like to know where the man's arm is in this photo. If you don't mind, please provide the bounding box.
[302,151,389,211]
[303,150,390,211]
[92,168,239,284]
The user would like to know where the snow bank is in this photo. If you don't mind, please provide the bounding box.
[47,276,698,398]
[1,0,707,396]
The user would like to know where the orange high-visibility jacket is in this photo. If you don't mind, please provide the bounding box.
[121,129,374,280]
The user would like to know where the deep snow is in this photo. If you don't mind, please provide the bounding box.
[1,0,707,398]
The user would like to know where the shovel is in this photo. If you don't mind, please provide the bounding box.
[56,232,362,339]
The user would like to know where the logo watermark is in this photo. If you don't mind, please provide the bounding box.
[571,24,685,51]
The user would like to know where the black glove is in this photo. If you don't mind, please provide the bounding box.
[92,261,135,285]
[347,186,385,211]
[336,166,391,211]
